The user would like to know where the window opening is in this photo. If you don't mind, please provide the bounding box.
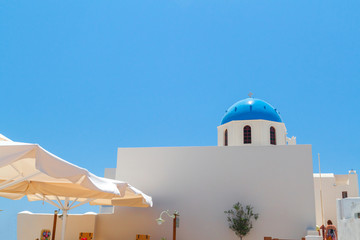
[270,127,276,145]
[224,129,228,146]
[342,191,348,199]
[243,126,251,144]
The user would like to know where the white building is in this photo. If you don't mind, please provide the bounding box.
[96,97,317,240]
[217,98,296,146]
[336,197,360,240]
[314,171,359,227]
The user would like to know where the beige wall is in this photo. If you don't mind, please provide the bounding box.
[314,171,359,227]
[96,145,316,240]
[17,211,96,240]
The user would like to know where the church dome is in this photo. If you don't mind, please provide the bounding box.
[221,98,282,125]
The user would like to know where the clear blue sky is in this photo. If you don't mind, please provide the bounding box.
[0,0,359,239]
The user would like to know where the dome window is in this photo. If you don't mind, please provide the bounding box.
[224,129,228,146]
[270,127,276,145]
[243,126,251,144]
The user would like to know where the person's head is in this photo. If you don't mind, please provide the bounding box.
[327,220,333,225]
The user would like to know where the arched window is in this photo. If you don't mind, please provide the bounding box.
[243,126,251,144]
[224,129,228,146]
[270,127,276,145]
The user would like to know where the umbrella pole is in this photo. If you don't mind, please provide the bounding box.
[61,209,68,240]
[61,198,69,240]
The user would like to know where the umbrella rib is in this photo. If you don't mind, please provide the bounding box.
[68,198,78,209]
[55,196,65,209]
[0,173,21,187]
[10,164,21,175]
[0,171,41,191]
[34,194,62,209]
[68,198,93,211]
[0,164,23,186]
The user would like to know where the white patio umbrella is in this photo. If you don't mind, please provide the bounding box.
[0,135,152,240]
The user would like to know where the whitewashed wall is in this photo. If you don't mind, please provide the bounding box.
[313,172,359,227]
[17,211,96,240]
[336,198,360,240]
[95,145,316,240]
[217,120,287,146]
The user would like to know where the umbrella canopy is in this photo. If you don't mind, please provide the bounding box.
[0,137,152,207]
[0,135,153,240]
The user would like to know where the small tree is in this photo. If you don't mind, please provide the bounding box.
[224,202,259,240]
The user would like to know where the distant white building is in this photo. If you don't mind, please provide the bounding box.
[96,97,317,240]
[314,171,359,227]
[336,197,360,240]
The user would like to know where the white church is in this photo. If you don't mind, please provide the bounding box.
[94,97,320,240]
[16,96,359,240]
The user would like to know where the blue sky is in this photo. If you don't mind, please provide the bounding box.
[0,0,359,239]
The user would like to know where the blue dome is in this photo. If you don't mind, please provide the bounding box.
[221,98,282,125]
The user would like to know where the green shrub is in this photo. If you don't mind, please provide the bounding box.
[224,202,259,240]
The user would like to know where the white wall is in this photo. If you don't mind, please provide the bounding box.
[104,168,116,179]
[95,145,316,240]
[217,120,288,146]
[17,211,96,240]
[313,171,359,227]
[336,198,360,240]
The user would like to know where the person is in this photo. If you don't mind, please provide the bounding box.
[325,220,337,240]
